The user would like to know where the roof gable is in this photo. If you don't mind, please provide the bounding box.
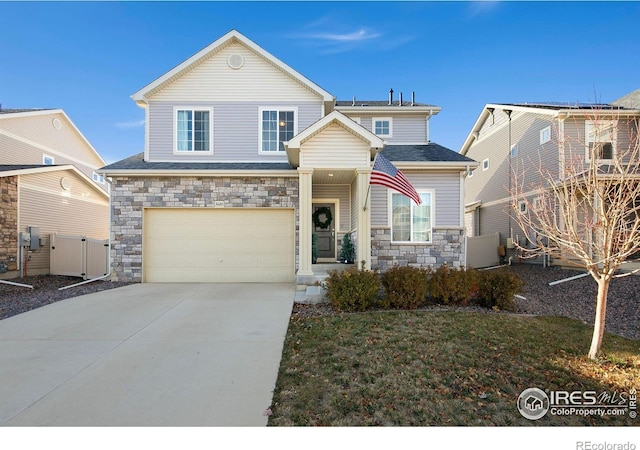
[285,111,384,167]
[132,30,334,106]
[0,164,109,199]
[0,109,106,167]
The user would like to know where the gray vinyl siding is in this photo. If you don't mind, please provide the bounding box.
[312,184,351,232]
[390,116,428,143]
[147,101,323,162]
[478,201,511,246]
[371,171,462,227]
[510,114,558,188]
[563,117,638,165]
[465,112,556,206]
[342,114,428,143]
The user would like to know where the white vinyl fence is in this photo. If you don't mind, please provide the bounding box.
[50,234,109,279]
[466,232,500,269]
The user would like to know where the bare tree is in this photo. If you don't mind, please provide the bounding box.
[510,108,640,359]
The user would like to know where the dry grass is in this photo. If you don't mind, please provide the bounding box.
[268,310,639,426]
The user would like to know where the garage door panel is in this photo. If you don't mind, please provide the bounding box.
[143,208,294,283]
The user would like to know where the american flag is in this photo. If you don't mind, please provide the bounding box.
[370,153,422,205]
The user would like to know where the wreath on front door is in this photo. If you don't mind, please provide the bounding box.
[312,207,333,229]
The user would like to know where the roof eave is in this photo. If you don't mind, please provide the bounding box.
[99,168,297,177]
[394,161,479,170]
[336,105,441,115]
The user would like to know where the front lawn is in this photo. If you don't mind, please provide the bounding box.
[268,310,639,426]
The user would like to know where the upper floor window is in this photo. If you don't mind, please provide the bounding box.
[175,107,213,153]
[510,144,518,158]
[93,172,105,184]
[483,158,490,171]
[43,154,54,165]
[391,191,433,243]
[585,120,615,161]
[540,126,551,145]
[260,108,297,153]
[373,117,393,138]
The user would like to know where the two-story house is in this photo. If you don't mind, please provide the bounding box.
[0,108,110,278]
[461,90,640,268]
[101,30,476,284]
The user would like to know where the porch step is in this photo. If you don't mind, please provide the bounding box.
[294,285,327,305]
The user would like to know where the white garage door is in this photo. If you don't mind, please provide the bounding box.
[143,208,295,283]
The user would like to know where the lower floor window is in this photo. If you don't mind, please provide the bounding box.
[391,191,432,242]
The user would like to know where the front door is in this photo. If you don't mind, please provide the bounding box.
[312,203,335,262]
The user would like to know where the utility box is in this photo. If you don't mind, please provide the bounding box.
[506,238,515,249]
[19,232,31,247]
[28,226,40,251]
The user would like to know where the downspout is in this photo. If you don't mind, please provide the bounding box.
[505,109,513,248]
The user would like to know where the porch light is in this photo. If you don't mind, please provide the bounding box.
[328,173,334,177]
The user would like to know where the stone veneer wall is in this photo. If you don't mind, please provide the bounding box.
[0,176,18,272]
[371,227,465,272]
[110,176,299,282]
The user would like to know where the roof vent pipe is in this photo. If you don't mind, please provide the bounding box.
[399,92,403,106]
[389,88,393,106]
[411,92,415,106]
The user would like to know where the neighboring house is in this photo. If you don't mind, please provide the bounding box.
[0,108,110,278]
[460,90,640,267]
[100,30,476,284]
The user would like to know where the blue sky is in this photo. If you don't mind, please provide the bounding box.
[1,1,639,165]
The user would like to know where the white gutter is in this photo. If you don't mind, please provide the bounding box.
[394,161,479,170]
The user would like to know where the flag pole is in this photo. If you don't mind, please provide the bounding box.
[363,151,380,211]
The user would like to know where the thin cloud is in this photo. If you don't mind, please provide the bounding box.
[467,1,501,17]
[304,28,382,43]
[116,119,145,129]
[289,22,413,54]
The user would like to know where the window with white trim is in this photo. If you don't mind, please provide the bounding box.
[260,108,296,153]
[391,191,433,243]
[540,126,551,145]
[510,144,518,158]
[517,200,527,214]
[483,158,489,170]
[93,172,105,184]
[373,117,392,137]
[585,120,615,161]
[175,107,213,153]
[43,154,54,165]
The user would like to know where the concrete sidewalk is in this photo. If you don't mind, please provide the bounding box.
[0,283,294,426]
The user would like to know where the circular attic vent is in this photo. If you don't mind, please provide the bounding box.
[60,177,71,191]
[227,53,244,70]
[52,118,62,130]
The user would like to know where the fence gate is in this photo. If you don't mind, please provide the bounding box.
[50,234,109,279]
[466,232,500,269]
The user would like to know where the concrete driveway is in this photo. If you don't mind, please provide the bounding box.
[0,283,294,426]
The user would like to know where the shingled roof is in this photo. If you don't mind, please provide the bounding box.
[382,143,476,163]
[100,153,295,172]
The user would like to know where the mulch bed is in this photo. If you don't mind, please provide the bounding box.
[2,265,639,341]
[0,275,133,320]
[293,265,640,341]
